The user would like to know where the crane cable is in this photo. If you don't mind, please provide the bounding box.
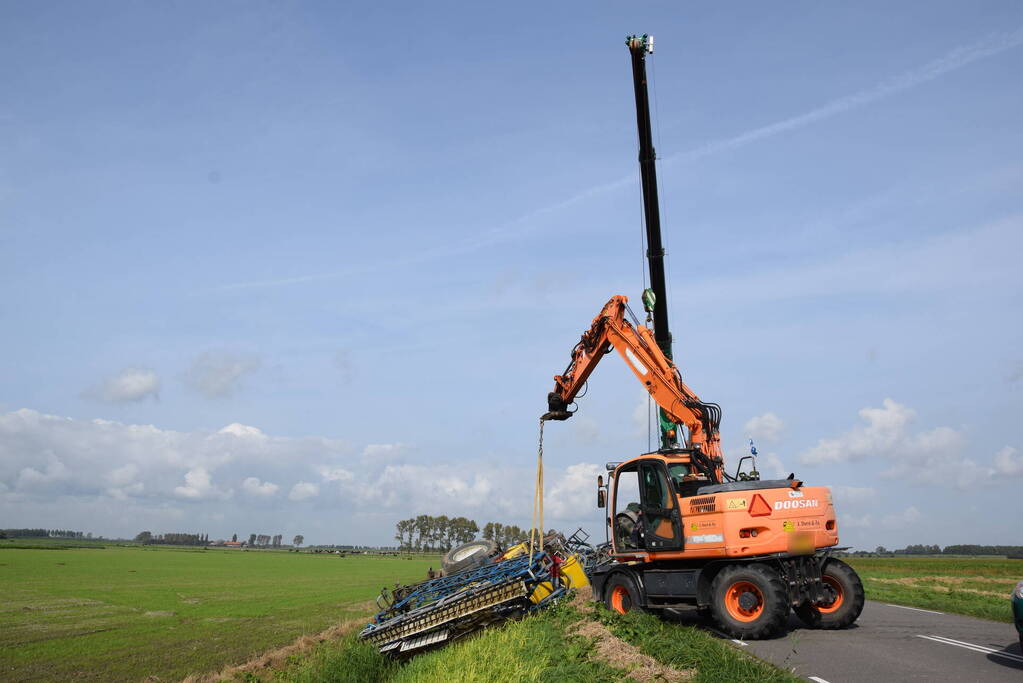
[528,418,545,565]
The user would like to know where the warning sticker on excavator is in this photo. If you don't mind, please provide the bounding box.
[782,520,795,533]
[726,498,747,510]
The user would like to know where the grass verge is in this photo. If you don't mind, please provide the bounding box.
[279,602,625,683]
[579,600,800,683]
[847,556,1017,623]
[270,594,800,683]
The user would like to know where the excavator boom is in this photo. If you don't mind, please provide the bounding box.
[543,295,724,482]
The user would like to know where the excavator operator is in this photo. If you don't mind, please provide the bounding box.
[616,502,644,549]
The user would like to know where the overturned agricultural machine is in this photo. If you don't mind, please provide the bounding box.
[360,533,592,656]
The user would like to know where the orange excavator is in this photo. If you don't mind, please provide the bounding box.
[540,35,864,639]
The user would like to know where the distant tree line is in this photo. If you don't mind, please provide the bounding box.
[393,515,480,552]
[392,517,536,552]
[893,544,943,555]
[937,544,1023,556]
[842,544,1023,557]
[247,534,285,547]
[481,522,530,548]
[1,529,91,539]
[134,531,208,546]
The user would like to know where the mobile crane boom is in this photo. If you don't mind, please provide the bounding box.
[628,34,677,450]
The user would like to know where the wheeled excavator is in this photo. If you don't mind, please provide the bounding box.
[540,35,864,640]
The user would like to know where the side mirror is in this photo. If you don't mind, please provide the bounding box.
[597,475,604,487]
[597,489,606,508]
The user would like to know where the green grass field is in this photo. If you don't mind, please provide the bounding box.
[846,555,1020,623]
[3,544,1017,682]
[0,544,437,681]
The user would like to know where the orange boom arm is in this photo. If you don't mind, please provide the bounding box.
[543,295,725,481]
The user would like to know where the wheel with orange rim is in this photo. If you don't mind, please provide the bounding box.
[815,559,864,629]
[604,573,644,615]
[710,564,788,639]
[723,580,765,622]
[817,575,845,614]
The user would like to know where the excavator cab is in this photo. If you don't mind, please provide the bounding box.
[611,457,683,554]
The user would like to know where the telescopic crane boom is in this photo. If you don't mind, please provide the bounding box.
[627,34,679,451]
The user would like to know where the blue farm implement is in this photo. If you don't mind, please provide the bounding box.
[359,551,570,657]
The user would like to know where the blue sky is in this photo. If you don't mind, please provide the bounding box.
[1,2,1021,549]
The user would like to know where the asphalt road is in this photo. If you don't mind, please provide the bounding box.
[674,601,1022,682]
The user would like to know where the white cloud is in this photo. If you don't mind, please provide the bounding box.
[882,506,922,528]
[351,464,501,514]
[85,367,160,403]
[545,463,602,520]
[632,393,653,437]
[219,424,266,439]
[744,412,784,444]
[839,513,873,529]
[184,351,260,398]
[830,486,878,505]
[994,446,1023,476]
[289,481,319,501]
[105,463,144,500]
[799,399,1017,489]
[317,466,353,482]
[174,467,232,501]
[757,453,790,480]
[801,399,915,465]
[241,477,279,497]
[107,463,139,487]
[107,481,144,501]
[17,456,71,490]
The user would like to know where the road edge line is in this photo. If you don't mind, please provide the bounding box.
[885,603,944,615]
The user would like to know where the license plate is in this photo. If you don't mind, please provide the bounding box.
[789,533,814,555]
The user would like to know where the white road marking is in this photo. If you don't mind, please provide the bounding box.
[916,634,1023,664]
[885,603,944,614]
[808,677,831,683]
[708,628,749,645]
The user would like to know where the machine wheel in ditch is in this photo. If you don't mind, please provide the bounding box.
[816,558,865,629]
[604,573,645,615]
[710,564,789,639]
[441,540,499,575]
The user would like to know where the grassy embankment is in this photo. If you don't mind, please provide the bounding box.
[278,597,798,683]
[0,543,437,681]
[847,555,1019,623]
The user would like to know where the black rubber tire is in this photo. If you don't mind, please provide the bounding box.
[441,540,498,575]
[816,559,865,629]
[604,572,646,615]
[710,563,790,639]
[793,602,822,628]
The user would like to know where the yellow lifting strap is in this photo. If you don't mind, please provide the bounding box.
[528,418,545,565]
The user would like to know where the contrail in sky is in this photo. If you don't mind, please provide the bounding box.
[670,25,1023,164]
[215,27,1023,293]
